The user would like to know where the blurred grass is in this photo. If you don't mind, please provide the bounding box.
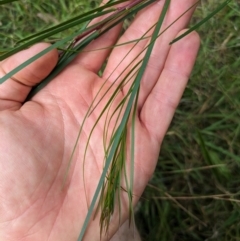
[1,0,240,240]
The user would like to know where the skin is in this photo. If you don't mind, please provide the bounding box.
[0,0,200,240]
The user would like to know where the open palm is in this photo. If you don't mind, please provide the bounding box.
[0,1,199,240]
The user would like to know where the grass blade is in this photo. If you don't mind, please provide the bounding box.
[77,0,171,239]
[170,0,232,44]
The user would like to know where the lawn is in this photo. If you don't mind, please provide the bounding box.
[1,0,240,240]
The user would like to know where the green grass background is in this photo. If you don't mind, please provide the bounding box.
[1,0,240,240]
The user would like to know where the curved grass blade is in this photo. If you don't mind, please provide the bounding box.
[68,1,161,210]
[77,0,171,239]
[77,61,142,214]
[61,0,158,189]
[102,66,141,154]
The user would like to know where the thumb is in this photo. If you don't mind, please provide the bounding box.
[0,43,58,110]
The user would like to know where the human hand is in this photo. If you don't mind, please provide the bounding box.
[0,1,200,240]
